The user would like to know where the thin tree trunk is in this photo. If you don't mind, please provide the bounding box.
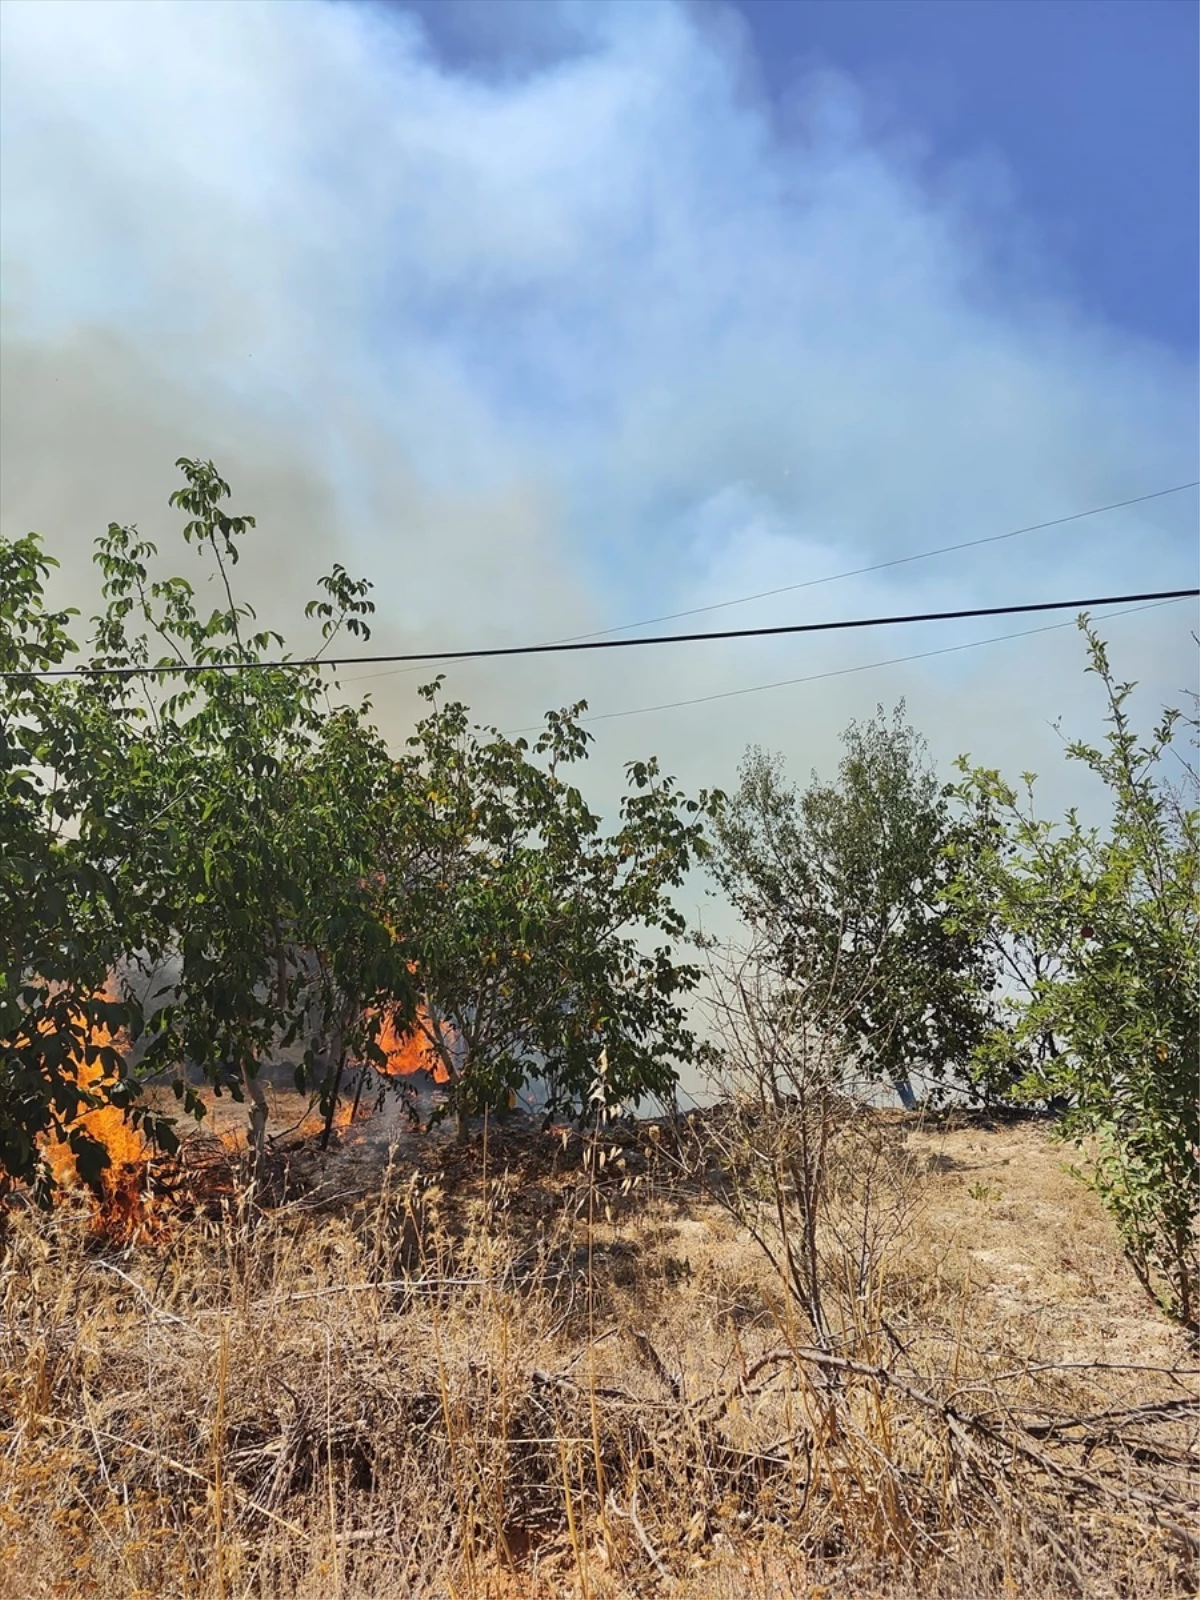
[319,1053,346,1151]
[242,1060,269,1191]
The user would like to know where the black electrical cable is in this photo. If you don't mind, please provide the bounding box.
[7,588,1196,680]
[340,478,1200,684]
[527,596,1187,731]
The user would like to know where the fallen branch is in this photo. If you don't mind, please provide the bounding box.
[698,1340,1198,1554]
[606,1489,671,1582]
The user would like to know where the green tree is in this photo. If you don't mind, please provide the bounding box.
[0,532,184,1199]
[1,461,415,1196]
[380,683,720,1132]
[2,458,721,1194]
[947,623,1199,1326]
[713,706,997,1104]
[86,461,417,1176]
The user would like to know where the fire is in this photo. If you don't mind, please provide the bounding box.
[292,1008,454,1139]
[43,991,158,1243]
[34,986,458,1228]
[376,1006,452,1083]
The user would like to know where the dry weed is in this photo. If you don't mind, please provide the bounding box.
[0,1110,1196,1600]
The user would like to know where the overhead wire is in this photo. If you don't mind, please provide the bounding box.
[5,589,1197,681]
[338,478,1199,686]
[506,595,1189,732]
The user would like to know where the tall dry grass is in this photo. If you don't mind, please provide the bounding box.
[1,1110,1196,1600]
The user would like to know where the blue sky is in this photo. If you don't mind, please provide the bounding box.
[1,0,1196,835]
[736,0,1199,355]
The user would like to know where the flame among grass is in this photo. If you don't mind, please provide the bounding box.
[41,994,158,1243]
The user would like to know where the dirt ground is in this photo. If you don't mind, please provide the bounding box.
[904,1117,1187,1370]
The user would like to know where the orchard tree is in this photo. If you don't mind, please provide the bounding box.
[86,461,418,1177]
[713,706,998,1105]
[947,622,1199,1326]
[2,457,722,1196]
[380,683,721,1133]
[0,533,182,1199]
[1,460,416,1195]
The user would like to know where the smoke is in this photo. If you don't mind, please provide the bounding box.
[2,0,1196,832]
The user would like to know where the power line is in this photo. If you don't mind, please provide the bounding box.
[340,478,1199,685]
[7,589,1196,681]
[526,481,1200,641]
[515,596,1185,732]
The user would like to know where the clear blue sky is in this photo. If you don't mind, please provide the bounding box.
[404,0,1199,358]
[735,0,1198,356]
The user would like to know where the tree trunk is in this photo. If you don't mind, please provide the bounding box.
[315,1005,350,1150]
[242,1061,269,1192]
[319,1052,346,1151]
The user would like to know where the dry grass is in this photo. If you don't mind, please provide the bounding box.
[1,1104,1196,1600]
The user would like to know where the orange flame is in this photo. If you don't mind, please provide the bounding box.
[376,1007,452,1084]
[43,990,159,1242]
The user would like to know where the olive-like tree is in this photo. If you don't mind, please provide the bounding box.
[713,706,998,1105]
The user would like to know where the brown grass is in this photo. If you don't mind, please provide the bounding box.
[1,1103,1196,1600]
